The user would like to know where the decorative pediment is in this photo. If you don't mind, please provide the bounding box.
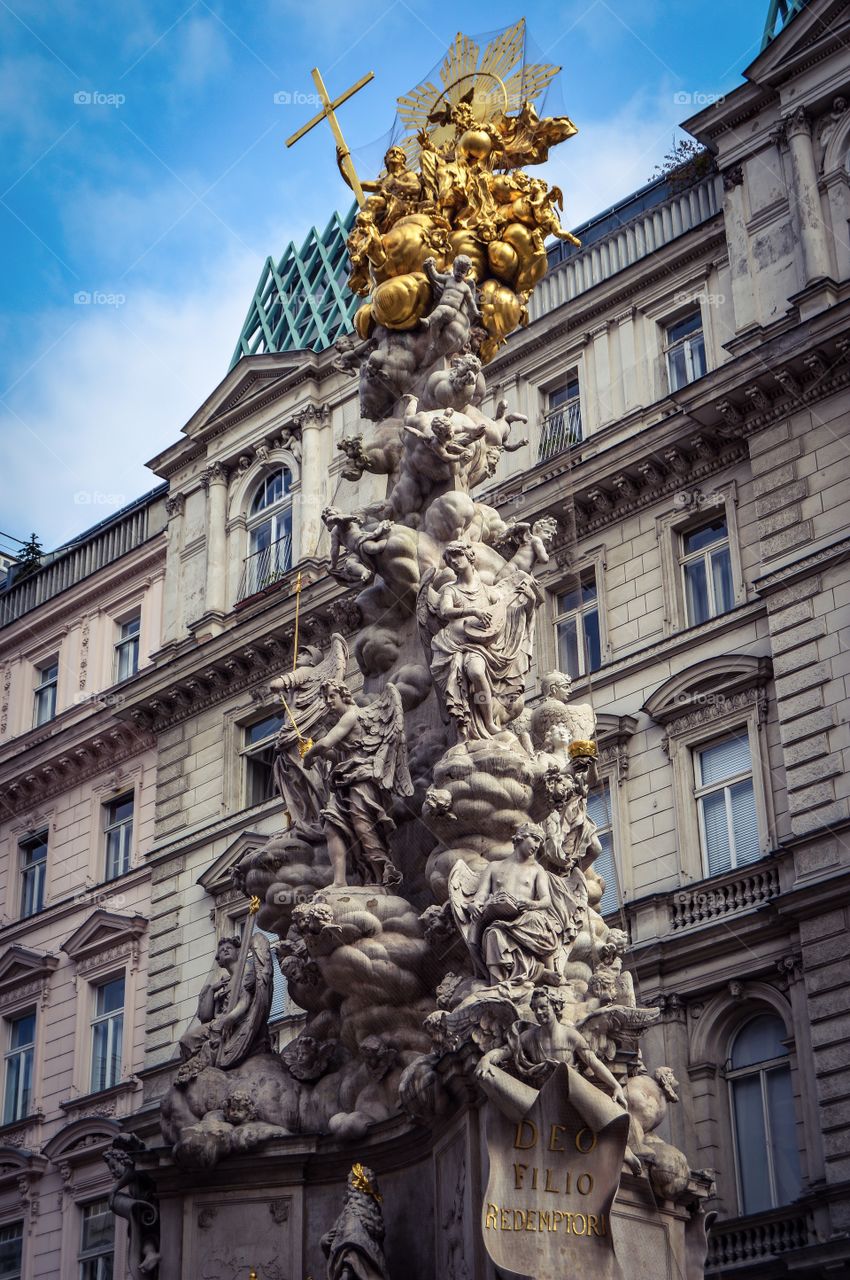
[199,831,268,900]
[643,654,772,735]
[183,355,307,443]
[0,946,58,1005]
[749,0,850,84]
[0,1145,47,1189]
[43,1117,121,1177]
[61,909,147,974]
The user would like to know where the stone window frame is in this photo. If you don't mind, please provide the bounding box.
[87,765,145,890]
[639,268,718,403]
[687,983,805,1219]
[644,656,776,885]
[60,911,146,1102]
[594,714,637,908]
[655,480,746,638]
[0,947,58,1146]
[536,545,610,683]
[226,442,303,605]
[43,1117,123,1280]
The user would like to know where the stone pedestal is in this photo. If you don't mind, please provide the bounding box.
[147,1100,710,1279]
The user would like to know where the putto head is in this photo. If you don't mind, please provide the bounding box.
[443,539,475,567]
[513,821,545,856]
[541,670,573,700]
[320,679,354,706]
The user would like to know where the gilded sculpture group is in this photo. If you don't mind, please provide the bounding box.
[345,96,579,360]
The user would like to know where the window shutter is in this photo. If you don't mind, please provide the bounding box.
[699,734,752,784]
[701,789,732,876]
[730,778,760,865]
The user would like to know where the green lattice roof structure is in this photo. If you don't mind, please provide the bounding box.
[761,0,809,49]
[230,205,358,368]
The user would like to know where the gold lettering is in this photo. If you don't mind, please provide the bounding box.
[513,1210,525,1232]
[573,1213,587,1236]
[552,1211,564,1232]
[513,1163,527,1191]
[576,1172,594,1195]
[544,1168,558,1194]
[485,1204,498,1230]
[564,1212,573,1234]
[564,1171,572,1194]
[531,1167,539,1190]
[525,1211,536,1232]
[500,1208,511,1231]
[589,1214,605,1237]
[514,1121,537,1150]
[548,1122,567,1152]
[575,1128,597,1154]
[540,1211,551,1231]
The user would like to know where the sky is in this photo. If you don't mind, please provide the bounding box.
[0,0,775,554]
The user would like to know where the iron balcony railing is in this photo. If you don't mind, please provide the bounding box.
[237,536,293,603]
[538,399,583,463]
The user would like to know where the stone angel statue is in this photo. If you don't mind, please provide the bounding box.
[267,633,349,833]
[575,1004,661,1066]
[303,681,413,888]
[530,669,597,754]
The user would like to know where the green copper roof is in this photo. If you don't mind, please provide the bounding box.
[761,0,809,50]
[230,204,358,368]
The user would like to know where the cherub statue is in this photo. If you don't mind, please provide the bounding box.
[176,932,273,1083]
[322,508,392,586]
[103,1136,161,1280]
[303,681,413,888]
[401,396,486,487]
[495,517,558,576]
[423,352,485,410]
[477,392,529,476]
[420,255,482,356]
[321,1163,390,1280]
[530,669,597,754]
[333,332,374,378]
[266,633,349,831]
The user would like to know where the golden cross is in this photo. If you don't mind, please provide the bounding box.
[285,67,374,206]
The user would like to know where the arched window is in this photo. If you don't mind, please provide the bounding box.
[242,469,293,598]
[728,1013,802,1215]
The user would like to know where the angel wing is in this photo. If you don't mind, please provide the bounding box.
[439,990,518,1053]
[282,633,349,738]
[415,567,445,669]
[447,859,490,979]
[577,1004,660,1060]
[359,683,414,797]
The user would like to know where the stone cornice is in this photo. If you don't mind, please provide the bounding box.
[0,720,155,816]
[754,534,850,596]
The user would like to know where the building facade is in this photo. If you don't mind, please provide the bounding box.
[0,491,167,1280]
[2,0,849,1276]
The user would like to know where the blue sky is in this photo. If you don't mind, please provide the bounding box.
[1,0,772,553]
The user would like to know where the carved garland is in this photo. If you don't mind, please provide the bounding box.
[661,687,768,756]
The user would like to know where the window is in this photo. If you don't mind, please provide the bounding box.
[2,1011,35,1124]
[242,469,293,599]
[539,374,582,461]
[680,516,734,626]
[242,714,286,807]
[694,734,761,876]
[729,1014,802,1215]
[0,1222,23,1280]
[665,310,706,391]
[104,794,134,881]
[33,659,58,726]
[90,976,124,1093]
[588,783,618,915]
[555,571,601,677]
[114,615,140,681]
[78,1200,114,1280]
[19,832,47,918]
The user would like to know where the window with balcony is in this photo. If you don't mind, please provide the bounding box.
[90,975,124,1093]
[555,571,601,678]
[33,659,58,726]
[114,614,140,681]
[694,733,761,877]
[665,310,706,391]
[0,1222,23,1280]
[2,1010,35,1125]
[241,469,293,600]
[588,782,618,915]
[104,793,134,881]
[729,1014,802,1215]
[539,374,582,461]
[78,1199,114,1280]
[680,515,734,626]
[19,832,47,919]
[242,713,286,807]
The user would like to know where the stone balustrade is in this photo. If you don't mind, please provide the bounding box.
[670,863,780,931]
